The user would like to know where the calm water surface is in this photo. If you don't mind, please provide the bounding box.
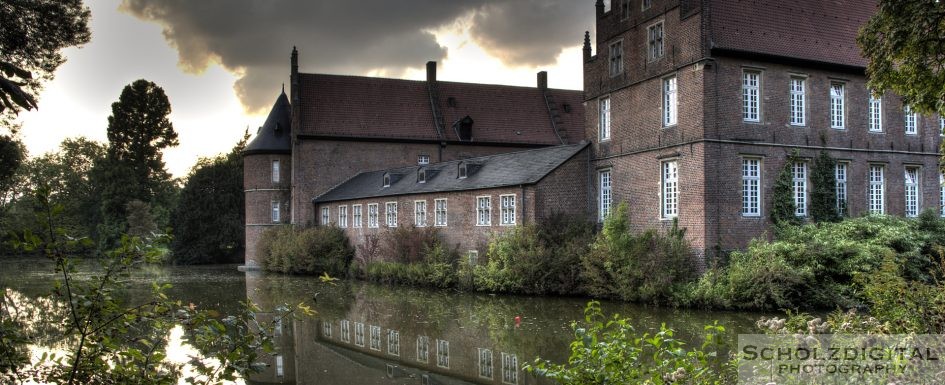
[1,259,764,385]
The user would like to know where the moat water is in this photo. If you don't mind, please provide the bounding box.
[1,259,765,384]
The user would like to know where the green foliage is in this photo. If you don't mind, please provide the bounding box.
[771,150,800,226]
[364,261,457,289]
[810,151,839,222]
[526,301,734,385]
[125,200,157,238]
[581,203,694,304]
[0,136,23,192]
[259,225,354,277]
[379,225,442,264]
[169,132,248,264]
[857,0,945,116]
[362,226,459,288]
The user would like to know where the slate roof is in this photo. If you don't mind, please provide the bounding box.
[298,73,584,145]
[709,0,877,68]
[244,91,292,155]
[313,142,589,203]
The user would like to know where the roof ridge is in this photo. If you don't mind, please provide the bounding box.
[298,72,582,93]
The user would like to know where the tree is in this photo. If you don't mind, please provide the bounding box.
[0,0,91,128]
[857,1,945,115]
[170,132,248,264]
[810,151,839,223]
[771,150,800,226]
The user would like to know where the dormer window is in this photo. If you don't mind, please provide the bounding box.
[458,162,467,179]
[383,173,391,187]
[418,168,426,183]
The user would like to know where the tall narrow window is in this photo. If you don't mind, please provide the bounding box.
[647,22,664,61]
[599,170,612,221]
[940,174,944,217]
[321,207,329,225]
[663,76,677,127]
[502,353,519,385]
[367,203,379,228]
[352,204,362,228]
[904,105,918,135]
[322,321,332,338]
[385,202,398,227]
[642,0,652,10]
[271,160,280,183]
[354,323,365,347]
[458,162,468,178]
[789,77,805,126]
[275,355,284,377]
[609,41,623,76]
[478,348,494,379]
[661,160,678,218]
[271,201,281,223]
[338,205,348,228]
[836,163,848,216]
[369,326,381,351]
[416,336,429,363]
[599,97,611,140]
[434,198,447,226]
[742,71,760,122]
[340,320,350,343]
[414,200,427,227]
[869,96,883,132]
[793,162,807,217]
[387,330,400,356]
[830,82,845,129]
[742,158,761,217]
[940,117,944,136]
[500,195,516,225]
[476,197,491,226]
[436,340,450,368]
[869,165,885,214]
[905,167,920,217]
[620,0,630,20]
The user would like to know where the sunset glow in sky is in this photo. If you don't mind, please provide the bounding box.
[15,0,592,177]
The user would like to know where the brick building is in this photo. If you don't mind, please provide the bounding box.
[585,0,944,256]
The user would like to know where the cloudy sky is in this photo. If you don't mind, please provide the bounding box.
[15,0,595,177]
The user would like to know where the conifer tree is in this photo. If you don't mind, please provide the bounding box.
[810,151,839,222]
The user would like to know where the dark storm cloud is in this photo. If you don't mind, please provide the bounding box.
[119,0,593,113]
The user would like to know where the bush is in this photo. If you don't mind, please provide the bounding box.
[259,225,354,277]
[380,225,441,264]
[580,203,694,304]
[363,226,459,288]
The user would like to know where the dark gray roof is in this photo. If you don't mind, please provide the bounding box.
[243,91,291,155]
[313,142,588,203]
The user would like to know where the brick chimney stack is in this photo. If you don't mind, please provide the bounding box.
[426,61,437,82]
[537,71,548,90]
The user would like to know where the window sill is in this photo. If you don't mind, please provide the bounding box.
[831,127,846,130]
[662,124,678,129]
[499,223,517,227]
[789,123,806,128]
[741,214,762,218]
[434,224,448,227]
[475,224,492,227]
[743,120,762,125]
[660,216,678,221]
[868,130,885,134]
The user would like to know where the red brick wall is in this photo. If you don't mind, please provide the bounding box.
[244,153,291,268]
[533,147,592,221]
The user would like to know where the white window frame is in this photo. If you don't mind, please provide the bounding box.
[322,321,332,338]
[275,354,284,377]
[940,117,944,137]
[904,105,918,135]
[340,320,350,343]
[458,162,468,179]
[436,339,450,369]
[434,198,448,226]
[741,158,762,217]
[418,154,430,165]
[789,76,806,126]
[271,201,281,223]
[500,194,516,225]
[609,40,623,76]
[385,202,398,227]
[620,0,631,20]
[321,207,330,226]
[869,95,883,132]
[869,165,885,214]
[742,70,761,122]
[599,97,611,141]
[354,322,365,347]
[416,336,429,363]
[352,204,362,228]
[383,173,391,187]
[467,250,479,266]
[663,75,677,127]
[836,163,848,216]
[905,166,920,217]
[476,196,492,226]
[647,21,663,61]
[414,200,427,227]
[793,162,808,217]
[418,168,426,183]
[642,0,652,10]
[369,325,381,351]
[367,203,379,228]
[337,205,348,228]
[501,352,519,385]
[830,82,845,129]
[940,174,945,217]
[661,160,678,219]
[599,169,612,222]
[271,160,280,183]
[478,348,494,379]
[387,330,400,356]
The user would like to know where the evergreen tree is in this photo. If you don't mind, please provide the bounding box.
[771,150,801,226]
[810,151,839,222]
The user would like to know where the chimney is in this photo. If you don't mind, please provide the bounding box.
[290,46,299,104]
[426,61,437,82]
[583,31,592,62]
[595,0,604,17]
[537,71,548,90]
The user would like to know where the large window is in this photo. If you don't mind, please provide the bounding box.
[830,82,845,129]
[661,160,678,218]
[416,336,430,363]
[272,201,281,223]
[869,96,883,132]
[609,40,623,76]
[434,198,447,226]
[387,330,400,356]
[369,326,381,351]
[663,76,677,127]
[742,71,760,122]
[500,194,516,225]
[905,166,920,217]
[478,348,494,379]
[340,320,350,343]
[742,158,761,217]
[869,165,885,214]
[367,203,379,228]
[647,22,663,61]
[352,204,362,228]
[836,163,848,216]
[385,202,398,227]
[354,322,365,347]
[502,352,519,385]
[793,162,807,217]
[789,77,806,126]
[271,160,280,183]
[904,105,918,135]
[599,170,612,221]
[321,207,329,225]
[599,97,610,141]
[338,205,348,228]
[436,339,450,368]
[620,0,630,20]
[476,196,491,226]
[414,201,427,227]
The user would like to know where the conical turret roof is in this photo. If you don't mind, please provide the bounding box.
[243,91,291,155]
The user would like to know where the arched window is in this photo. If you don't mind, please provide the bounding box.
[458,162,467,179]
[383,173,391,187]
[418,168,426,183]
